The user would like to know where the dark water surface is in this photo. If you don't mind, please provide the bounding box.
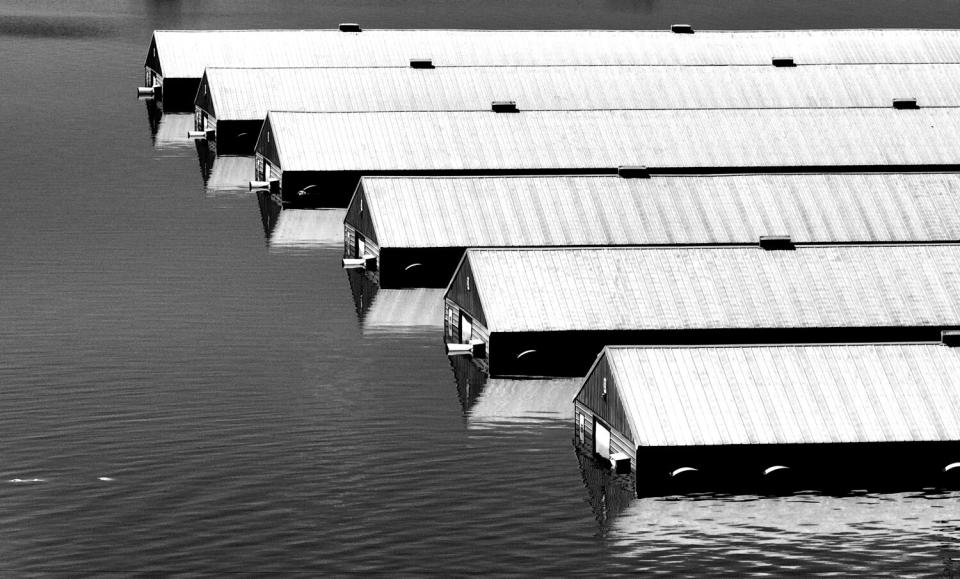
[2,0,960,574]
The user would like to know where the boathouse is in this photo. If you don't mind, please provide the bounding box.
[344,173,960,288]
[143,28,960,107]
[444,245,960,376]
[575,343,960,495]
[197,64,960,153]
[254,107,960,206]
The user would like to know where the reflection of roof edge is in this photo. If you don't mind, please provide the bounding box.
[269,209,346,248]
[467,378,581,428]
[361,288,445,334]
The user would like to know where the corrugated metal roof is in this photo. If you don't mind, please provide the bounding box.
[269,209,346,248]
[264,108,960,172]
[152,29,960,80]
[601,344,960,446]
[468,378,582,429]
[203,64,960,120]
[359,174,960,248]
[460,245,960,332]
[362,288,444,334]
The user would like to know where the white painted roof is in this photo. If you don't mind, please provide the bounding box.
[151,29,960,79]
[459,245,960,332]
[201,64,960,120]
[263,108,960,172]
[356,174,960,248]
[601,344,960,446]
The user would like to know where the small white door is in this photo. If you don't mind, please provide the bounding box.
[356,236,365,258]
[595,420,611,461]
[460,313,473,344]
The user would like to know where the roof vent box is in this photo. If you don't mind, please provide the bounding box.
[893,98,919,109]
[618,165,650,179]
[339,23,361,32]
[491,101,518,113]
[772,57,796,67]
[759,235,794,250]
[410,58,434,69]
[671,24,694,34]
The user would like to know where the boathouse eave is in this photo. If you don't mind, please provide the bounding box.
[254,114,283,168]
[343,180,378,247]
[444,251,488,329]
[144,33,162,77]
[194,70,215,118]
[574,347,610,406]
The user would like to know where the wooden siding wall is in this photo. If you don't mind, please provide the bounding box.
[446,257,487,328]
[444,298,460,342]
[443,298,491,346]
[195,74,216,117]
[256,117,282,167]
[144,36,161,77]
[344,224,356,258]
[343,225,381,261]
[343,185,378,245]
[577,357,636,444]
[575,401,637,472]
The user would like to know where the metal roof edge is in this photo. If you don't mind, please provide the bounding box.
[443,249,472,300]
[464,242,960,253]
[601,340,949,351]
[573,346,613,404]
[151,28,960,33]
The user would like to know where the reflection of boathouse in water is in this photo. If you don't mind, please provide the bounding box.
[576,343,960,496]
[448,354,580,429]
[345,269,444,336]
[255,191,345,250]
[344,173,960,288]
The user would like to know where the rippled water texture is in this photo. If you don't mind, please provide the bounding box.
[2,0,960,574]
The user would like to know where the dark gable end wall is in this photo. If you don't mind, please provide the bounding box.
[343,183,378,246]
[144,35,161,76]
[447,255,487,328]
[256,116,283,167]
[576,355,636,443]
[195,73,215,118]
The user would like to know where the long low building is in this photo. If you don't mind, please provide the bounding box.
[576,343,960,495]
[197,63,960,152]
[144,28,960,106]
[444,245,960,376]
[344,173,960,287]
[255,108,960,206]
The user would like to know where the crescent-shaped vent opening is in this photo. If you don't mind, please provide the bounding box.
[516,349,536,360]
[944,462,960,472]
[404,263,423,271]
[764,465,790,476]
[670,466,698,477]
